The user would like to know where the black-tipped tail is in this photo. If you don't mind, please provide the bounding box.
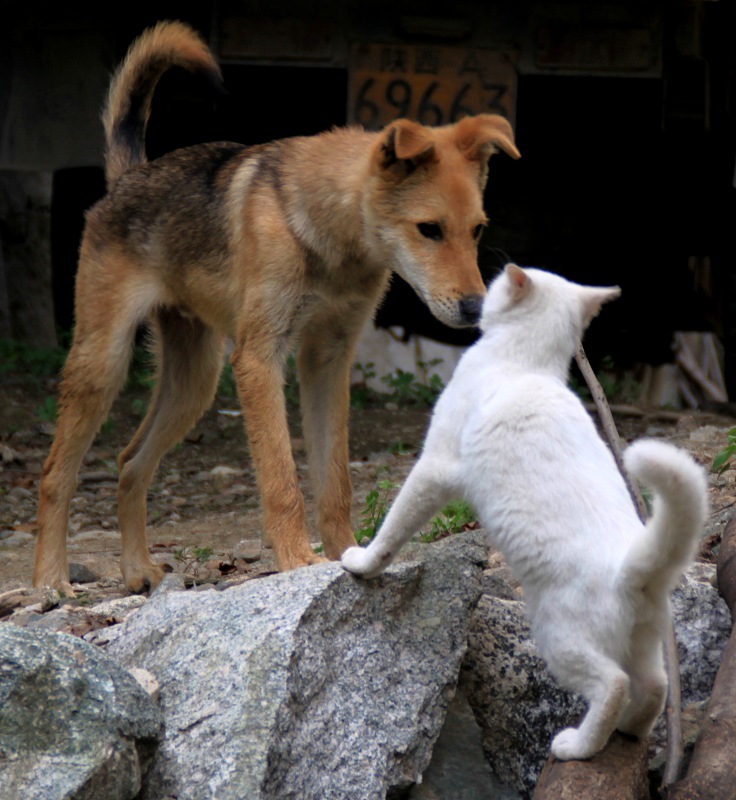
[102,21,223,187]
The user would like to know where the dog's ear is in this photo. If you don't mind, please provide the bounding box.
[454,114,521,162]
[377,119,436,176]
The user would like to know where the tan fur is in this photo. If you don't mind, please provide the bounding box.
[33,22,520,594]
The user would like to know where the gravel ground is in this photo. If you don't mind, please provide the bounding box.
[1,372,735,618]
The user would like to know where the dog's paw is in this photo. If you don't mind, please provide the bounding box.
[341,546,384,579]
[33,568,76,598]
[33,575,76,598]
[551,728,596,761]
[122,562,167,594]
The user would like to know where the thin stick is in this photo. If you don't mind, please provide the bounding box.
[574,343,684,790]
[574,345,648,518]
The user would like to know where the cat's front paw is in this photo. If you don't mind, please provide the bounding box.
[341,546,385,579]
[551,728,596,761]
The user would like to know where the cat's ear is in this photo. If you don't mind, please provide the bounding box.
[505,263,531,303]
[580,285,621,327]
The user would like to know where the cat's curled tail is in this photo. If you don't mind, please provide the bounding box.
[619,439,708,594]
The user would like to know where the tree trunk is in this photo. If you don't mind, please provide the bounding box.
[667,514,736,800]
[533,733,650,800]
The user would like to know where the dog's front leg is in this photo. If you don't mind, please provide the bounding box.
[231,340,324,571]
[297,321,359,561]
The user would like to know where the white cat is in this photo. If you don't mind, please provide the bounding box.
[342,264,708,761]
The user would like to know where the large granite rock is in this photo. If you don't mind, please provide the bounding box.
[107,533,487,800]
[0,624,163,800]
[671,562,732,703]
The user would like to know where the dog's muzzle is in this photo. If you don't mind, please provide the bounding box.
[458,295,484,326]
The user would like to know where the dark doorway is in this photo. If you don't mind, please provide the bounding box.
[495,74,712,371]
[50,166,106,335]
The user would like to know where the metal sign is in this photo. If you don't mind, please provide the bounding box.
[348,42,517,130]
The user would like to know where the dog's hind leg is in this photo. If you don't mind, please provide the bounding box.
[117,308,224,592]
[34,276,141,593]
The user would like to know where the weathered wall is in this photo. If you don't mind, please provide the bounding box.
[0,171,57,347]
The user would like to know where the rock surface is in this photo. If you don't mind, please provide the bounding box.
[409,689,521,800]
[460,562,732,798]
[0,624,163,800]
[671,562,732,703]
[107,533,487,800]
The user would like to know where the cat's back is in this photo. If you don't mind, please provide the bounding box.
[458,368,637,585]
[462,370,589,447]
[459,369,629,513]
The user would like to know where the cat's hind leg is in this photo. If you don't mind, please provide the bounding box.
[617,623,667,738]
[550,652,631,761]
[342,456,455,579]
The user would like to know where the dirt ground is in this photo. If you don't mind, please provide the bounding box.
[2,369,736,613]
[0,374,433,603]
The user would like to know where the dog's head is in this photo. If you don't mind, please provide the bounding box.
[364,114,520,329]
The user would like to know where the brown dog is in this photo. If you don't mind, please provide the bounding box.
[33,21,520,594]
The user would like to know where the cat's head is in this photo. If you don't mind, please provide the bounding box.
[480,263,620,347]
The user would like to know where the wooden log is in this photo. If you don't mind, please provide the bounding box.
[718,514,736,617]
[533,733,651,800]
[667,514,736,800]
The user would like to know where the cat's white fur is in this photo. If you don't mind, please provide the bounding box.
[342,264,708,761]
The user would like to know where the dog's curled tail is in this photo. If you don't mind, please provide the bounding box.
[102,20,223,187]
[619,439,708,594]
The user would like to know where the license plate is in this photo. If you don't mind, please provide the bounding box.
[348,42,517,129]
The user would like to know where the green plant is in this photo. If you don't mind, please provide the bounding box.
[130,396,148,418]
[36,395,58,423]
[284,355,300,407]
[126,344,156,391]
[0,338,66,379]
[173,545,215,578]
[570,355,640,405]
[380,359,445,408]
[73,592,92,606]
[355,468,400,544]
[350,361,378,408]
[389,441,411,455]
[218,363,238,398]
[421,499,477,543]
[713,427,736,474]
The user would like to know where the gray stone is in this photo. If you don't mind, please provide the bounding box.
[408,689,521,800]
[68,562,101,584]
[0,531,34,546]
[107,532,487,800]
[671,563,731,703]
[0,625,163,800]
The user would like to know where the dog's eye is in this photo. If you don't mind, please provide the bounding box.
[417,222,443,241]
[473,224,485,240]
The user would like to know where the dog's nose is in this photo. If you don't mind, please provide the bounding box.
[458,295,484,326]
